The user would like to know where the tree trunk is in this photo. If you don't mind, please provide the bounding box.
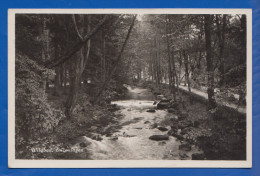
[102,29,106,81]
[216,15,227,87]
[54,67,61,95]
[204,15,217,110]
[41,17,50,92]
[154,38,159,86]
[240,14,247,65]
[65,15,91,118]
[183,50,191,92]
[166,15,173,89]
[93,15,137,104]
[178,51,182,85]
[54,38,61,96]
[66,59,81,117]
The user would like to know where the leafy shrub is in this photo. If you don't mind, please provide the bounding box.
[15,53,64,141]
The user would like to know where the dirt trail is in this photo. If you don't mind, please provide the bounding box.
[178,85,246,114]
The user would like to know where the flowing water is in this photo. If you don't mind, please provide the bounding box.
[74,85,201,160]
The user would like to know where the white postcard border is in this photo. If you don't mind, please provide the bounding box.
[8,8,252,168]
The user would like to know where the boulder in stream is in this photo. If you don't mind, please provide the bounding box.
[144,121,151,124]
[157,126,168,132]
[147,109,156,113]
[157,95,165,100]
[72,136,92,147]
[153,92,162,95]
[150,123,158,129]
[79,142,87,147]
[149,135,169,141]
[90,134,103,141]
[157,99,170,109]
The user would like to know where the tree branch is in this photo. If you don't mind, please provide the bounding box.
[72,14,84,41]
[45,15,108,68]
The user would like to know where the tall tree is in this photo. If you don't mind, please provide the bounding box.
[66,15,92,117]
[204,15,217,109]
[93,15,137,104]
[216,15,227,86]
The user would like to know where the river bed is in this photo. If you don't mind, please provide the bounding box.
[74,85,202,160]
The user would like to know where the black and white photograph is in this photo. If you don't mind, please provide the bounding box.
[8,9,252,168]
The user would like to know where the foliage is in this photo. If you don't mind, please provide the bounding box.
[15,53,64,141]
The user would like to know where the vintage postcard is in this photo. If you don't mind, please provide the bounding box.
[8,9,252,168]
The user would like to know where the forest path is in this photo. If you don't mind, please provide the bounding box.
[75,85,201,160]
[178,84,246,114]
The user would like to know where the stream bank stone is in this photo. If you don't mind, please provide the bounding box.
[180,127,193,135]
[149,135,169,141]
[169,101,180,109]
[157,99,170,109]
[193,120,200,128]
[179,143,192,151]
[168,108,175,113]
[178,120,193,129]
[192,153,205,160]
[171,123,178,131]
[178,111,189,120]
[179,152,189,160]
[107,104,120,112]
[79,142,87,147]
[168,130,184,140]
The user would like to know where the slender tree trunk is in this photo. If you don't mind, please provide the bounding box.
[65,15,91,118]
[154,38,159,86]
[66,59,81,117]
[179,51,182,85]
[102,29,106,81]
[183,50,191,92]
[170,50,176,100]
[220,15,227,86]
[240,14,247,65]
[54,67,61,95]
[216,15,227,87]
[54,38,62,96]
[41,17,49,92]
[93,15,137,104]
[204,15,217,110]
[166,15,173,89]
[60,64,64,87]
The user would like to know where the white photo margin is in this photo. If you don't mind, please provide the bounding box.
[8,8,252,168]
